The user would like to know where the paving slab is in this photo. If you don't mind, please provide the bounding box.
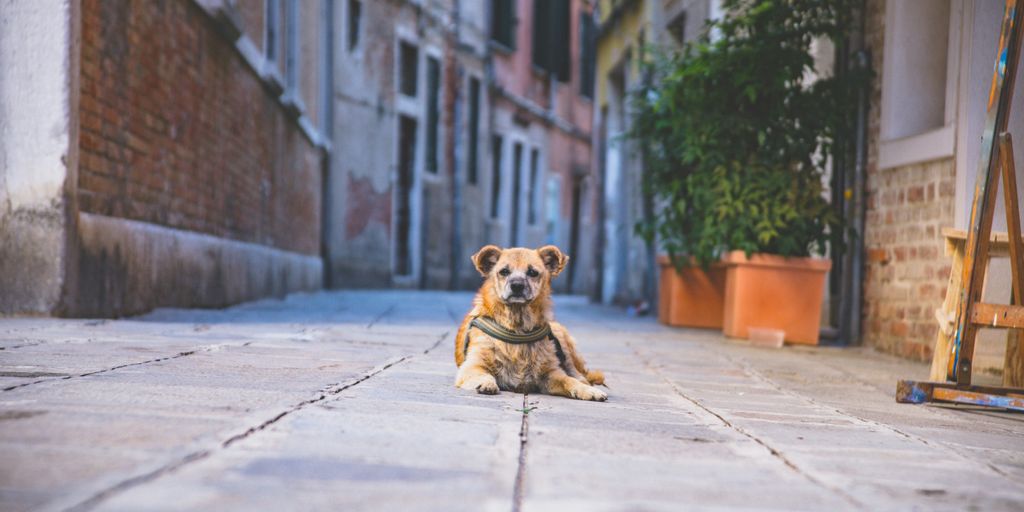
[1,290,1023,511]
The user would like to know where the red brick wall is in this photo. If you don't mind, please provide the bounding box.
[861,0,955,360]
[78,0,321,256]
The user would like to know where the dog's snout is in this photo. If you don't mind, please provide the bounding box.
[510,280,526,294]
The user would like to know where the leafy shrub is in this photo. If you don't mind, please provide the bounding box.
[630,0,866,265]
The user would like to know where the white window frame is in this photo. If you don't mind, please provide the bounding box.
[422,46,444,183]
[319,0,334,138]
[280,0,306,112]
[878,0,961,170]
[464,73,484,186]
[392,29,425,285]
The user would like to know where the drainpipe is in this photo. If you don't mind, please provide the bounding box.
[830,0,870,346]
[845,48,870,347]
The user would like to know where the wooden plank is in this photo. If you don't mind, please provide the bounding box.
[1000,134,1024,304]
[930,242,964,381]
[999,134,1024,388]
[933,386,1024,412]
[951,0,1024,385]
[969,302,1024,328]
[897,380,1024,403]
[943,226,1018,246]
[1006,330,1024,387]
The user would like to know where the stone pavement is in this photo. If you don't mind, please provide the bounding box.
[1,290,1023,511]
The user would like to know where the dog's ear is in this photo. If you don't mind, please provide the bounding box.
[537,246,569,277]
[472,245,503,276]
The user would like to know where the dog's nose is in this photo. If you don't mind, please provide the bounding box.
[510,281,525,294]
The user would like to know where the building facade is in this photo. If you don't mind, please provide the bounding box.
[326,0,598,294]
[861,0,1022,370]
[1,0,332,316]
[594,0,714,305]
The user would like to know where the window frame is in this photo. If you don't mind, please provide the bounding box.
[490,0,517,51]
[466,76,482,185]
[347,0,362,52]
[878,0,961,170]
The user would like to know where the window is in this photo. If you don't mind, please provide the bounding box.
[320,0,335,136]
[396,115,418,276]
[490,0,516,49]
[528,149,539,224]
[425,56,441,174]
[467,77,481,184]
[491,135,503,218]
[881,0,950,140]
[877,0,954,170]
[545,176,561,245]
[532,0,570,82]
[399,41,418,97]
[511,143,523,244]
[284,0,299,90]
[578,11,596,98]
[347,0,361,51]
[668,11,687,46]
[264,0,279,61]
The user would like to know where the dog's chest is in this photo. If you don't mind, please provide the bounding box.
[492,343,546,392]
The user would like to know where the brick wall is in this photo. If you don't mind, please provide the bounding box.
[861,0,956,361]
[78,0,322,256]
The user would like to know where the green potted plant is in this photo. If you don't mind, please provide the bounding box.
[631,0,865,343]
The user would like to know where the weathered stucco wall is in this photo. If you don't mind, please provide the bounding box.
[0,0,76,315]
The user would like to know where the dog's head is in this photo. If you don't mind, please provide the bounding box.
[472,245,568,304]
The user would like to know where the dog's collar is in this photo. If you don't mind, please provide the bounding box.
[469,316,551,344]
[463,315,568,370]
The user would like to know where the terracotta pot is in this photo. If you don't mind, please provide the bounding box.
[657,255,727,329]
[722,251,831,345]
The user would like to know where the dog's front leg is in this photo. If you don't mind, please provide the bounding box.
[455,352,500,395]
[545,370,607,401]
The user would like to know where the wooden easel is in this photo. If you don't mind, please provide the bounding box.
[897,0,1024,412]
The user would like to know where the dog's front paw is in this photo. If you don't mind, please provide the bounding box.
[460,375,500,395]
[475,379,500,395]
[572,385,607,402]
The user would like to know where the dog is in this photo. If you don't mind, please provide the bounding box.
[454,244,607,401]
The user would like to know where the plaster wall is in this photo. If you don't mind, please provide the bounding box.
[0,0,76,315]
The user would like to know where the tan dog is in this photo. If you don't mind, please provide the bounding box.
[454,245,607,401]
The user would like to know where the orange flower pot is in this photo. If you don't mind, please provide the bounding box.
[657,255,727,328]
[722,251,831,345]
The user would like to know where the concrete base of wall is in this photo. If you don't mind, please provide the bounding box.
[0,207,67,315]
[69,213,322,317]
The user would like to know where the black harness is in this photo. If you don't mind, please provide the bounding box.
[463,316,568,368]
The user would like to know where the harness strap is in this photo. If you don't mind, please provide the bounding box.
[462,316,568,369]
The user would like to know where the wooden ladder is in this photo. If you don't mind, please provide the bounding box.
[897,0,1024,412]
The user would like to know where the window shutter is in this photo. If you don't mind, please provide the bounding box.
[492,0,516,48]
[531,0,570,82]
[531,0,549,70]
[552,0,570,82]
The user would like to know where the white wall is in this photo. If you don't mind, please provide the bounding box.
[0,0,75,314]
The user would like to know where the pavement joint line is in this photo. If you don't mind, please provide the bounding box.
[512,393,530,512]
[786,352,1024,438]
[0,340,46,351]
[63,331,450,512]
[2,346,214,393]
[366,304,397,330]
[445,305,459,323]
[719,351,1023,484]
[625,341,866,510]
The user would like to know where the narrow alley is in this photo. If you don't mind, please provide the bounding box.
[2,291,1022,511]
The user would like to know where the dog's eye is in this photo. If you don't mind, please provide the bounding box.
[526,267,539,278]
[498,267,511,277]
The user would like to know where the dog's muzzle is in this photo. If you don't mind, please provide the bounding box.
[504,278,532,303]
